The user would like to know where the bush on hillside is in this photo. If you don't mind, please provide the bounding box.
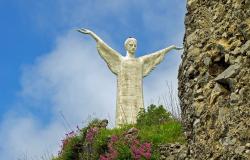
[137,104,171,127]
[53,105,185,160]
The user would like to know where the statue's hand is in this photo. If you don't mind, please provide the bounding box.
[77,28,101,42]
[77,28,93,35]
[174,46,184,50]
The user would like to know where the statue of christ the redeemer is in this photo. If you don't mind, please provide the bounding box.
[77,28,182,127]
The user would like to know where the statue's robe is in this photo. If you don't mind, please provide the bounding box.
[97,41,166,126]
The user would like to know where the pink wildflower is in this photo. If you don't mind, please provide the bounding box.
[111,135,118,143]
[86,127,99,143]
[130,140,152,160]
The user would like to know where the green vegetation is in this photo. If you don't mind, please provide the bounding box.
[136,105,185,145]
[52,104,185,160]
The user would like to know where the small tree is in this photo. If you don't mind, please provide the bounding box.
[136,104,171,127]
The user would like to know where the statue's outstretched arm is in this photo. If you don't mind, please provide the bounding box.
[77,28,122,75]
[150,45,183,56]
[140,45,183,77]
[77,28,103,42]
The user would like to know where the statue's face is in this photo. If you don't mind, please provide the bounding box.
[125,40,137,54]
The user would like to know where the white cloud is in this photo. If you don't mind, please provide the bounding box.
[0,32,118,159]
[0,111,65,159]
[20,32,117,123]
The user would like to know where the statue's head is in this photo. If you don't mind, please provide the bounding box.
[124,37,137,54]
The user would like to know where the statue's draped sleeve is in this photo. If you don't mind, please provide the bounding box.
[139,51,166,77]
[96,41,122,75]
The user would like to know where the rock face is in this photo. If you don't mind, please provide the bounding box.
[159,144,188,160]
[178,0,250,159]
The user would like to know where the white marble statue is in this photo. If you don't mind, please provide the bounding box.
[77,28,182,127]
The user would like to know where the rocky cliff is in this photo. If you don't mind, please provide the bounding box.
[178,0,250,159]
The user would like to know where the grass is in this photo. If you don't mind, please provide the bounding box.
[138,120,185,145]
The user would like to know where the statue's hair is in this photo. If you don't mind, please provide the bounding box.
[124,37,137,48]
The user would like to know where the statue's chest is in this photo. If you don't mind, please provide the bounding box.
[118,59,142,89]
[120,59,142,78]
[118,58,143,95]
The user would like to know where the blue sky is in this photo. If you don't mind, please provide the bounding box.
[0,1,186,159]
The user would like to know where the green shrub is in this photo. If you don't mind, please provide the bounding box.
[53,105,186,160]
[93,125,133,159]
[55,135,82,160]
[138,120,185,145]
[136,104,171,127]
[135,104,185,159]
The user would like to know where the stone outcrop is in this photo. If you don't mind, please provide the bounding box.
[178,0,250,159]
[159,144,188,160]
